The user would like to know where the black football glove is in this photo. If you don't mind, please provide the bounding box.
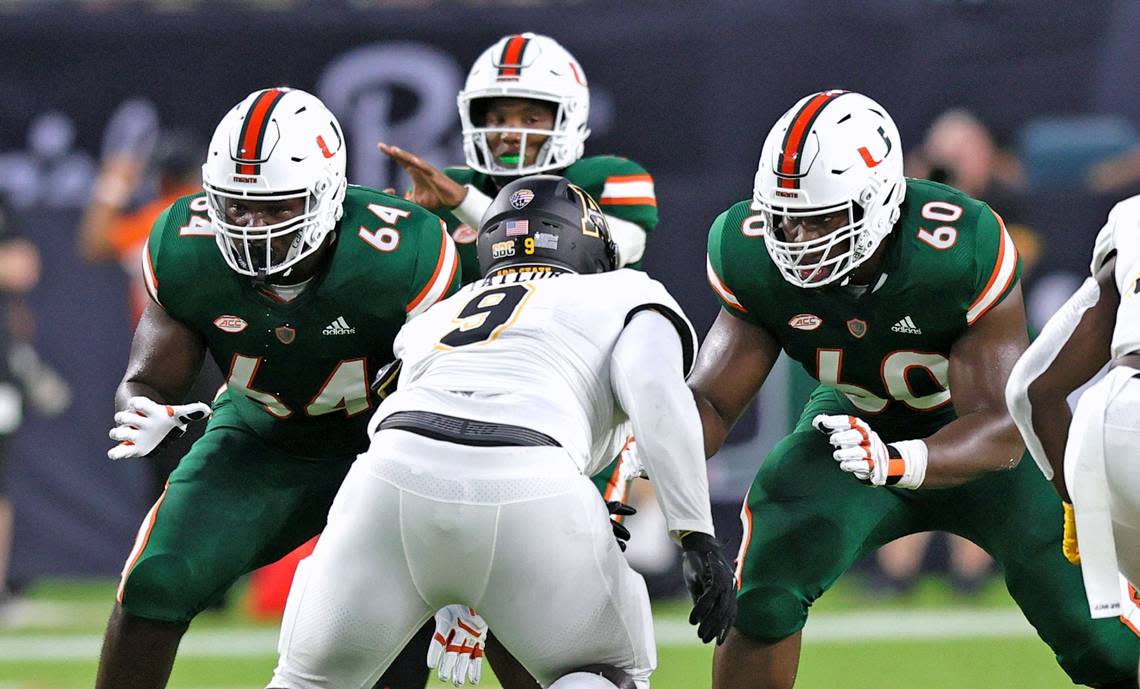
[606,501,636,551]
[680,532,737,645]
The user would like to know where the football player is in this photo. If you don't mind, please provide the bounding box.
[380,34,659,685]
[381,32,656,277]
[380,30,656,506]
[691,90,1140,688]
[267,175,735,689]
[94,87,461,689]
[1006,195,1140,623]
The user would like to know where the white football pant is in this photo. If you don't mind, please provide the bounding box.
[1104,373,1140,585]
[269,429,656,689]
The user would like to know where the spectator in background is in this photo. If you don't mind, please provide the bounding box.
[0,194,40,616]
[78,130,221,503]
[906,108,1028,220]
[873,109,1036,597]
[1088,148,1140,195]
[80,130,203,325]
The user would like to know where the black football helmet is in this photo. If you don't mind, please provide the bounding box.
[477,175,619,277]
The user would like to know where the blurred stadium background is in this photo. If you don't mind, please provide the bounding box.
[2,0,1139,687]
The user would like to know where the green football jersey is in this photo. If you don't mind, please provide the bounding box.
[706,178,1021,433]
[144,186,461,459]
[439,155,658,280]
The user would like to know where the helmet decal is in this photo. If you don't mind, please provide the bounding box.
[235,88,286,175]
[857,126,892,168]
[777,90,848,189]
[496,34,531,80]
[509,188,534,209]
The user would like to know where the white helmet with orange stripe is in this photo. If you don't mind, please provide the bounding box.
[752,90,905,288]
[458,33,590,176]
[202,87,347,281]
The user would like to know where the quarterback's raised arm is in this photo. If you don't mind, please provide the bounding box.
[1005,259,1119,501]
[688,308,781,458]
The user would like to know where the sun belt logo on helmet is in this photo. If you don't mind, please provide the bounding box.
[510,189,534,209]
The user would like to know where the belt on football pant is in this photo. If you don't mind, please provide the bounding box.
[376,410,561,448]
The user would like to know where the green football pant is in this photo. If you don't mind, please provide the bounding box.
[734,389,1140,686]
[117,424,354,623]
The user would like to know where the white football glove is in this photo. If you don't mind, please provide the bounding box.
[812,414,928,489]
[427,605,487,686]
[107,396,212,460]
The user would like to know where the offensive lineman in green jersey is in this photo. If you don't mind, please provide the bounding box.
[95,88,461,689]
[692,90,1140,689]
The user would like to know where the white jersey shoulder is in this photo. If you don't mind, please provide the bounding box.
[377,269,696,474]
[1091,195,1140,358]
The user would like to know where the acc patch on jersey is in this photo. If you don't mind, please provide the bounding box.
[214,315,249,333]
[788,313,821,331]
[510,189,535,209]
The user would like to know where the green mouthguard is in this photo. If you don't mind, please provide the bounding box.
[499,154,520,165]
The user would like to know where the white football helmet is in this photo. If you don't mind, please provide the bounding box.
[202,87,347,279]
[458,32,590,176]
[752,90,905,288]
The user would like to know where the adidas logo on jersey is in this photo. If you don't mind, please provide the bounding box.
[891,316,922,334]
[322,317,356,335]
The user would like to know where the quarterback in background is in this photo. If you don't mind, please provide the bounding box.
[380,32,656,278]
[691,89,1140,688]
[94,87,460,689]
[268,176,735,689]
[1006,194,1140,626]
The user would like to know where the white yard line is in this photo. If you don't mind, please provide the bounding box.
[0,608,1037,661]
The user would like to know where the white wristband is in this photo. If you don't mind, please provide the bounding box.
[888,439,928,489]
[452,184,495,230]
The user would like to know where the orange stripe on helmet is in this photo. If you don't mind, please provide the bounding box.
[236,88,285,175]
[498,35,530,78]
[777,91,846,189]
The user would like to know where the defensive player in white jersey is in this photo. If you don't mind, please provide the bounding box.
[1006,194,1140,621]
[267,176,735,689]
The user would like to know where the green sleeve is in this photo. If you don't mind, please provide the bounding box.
[592,156,659,233]
[404,212,463,319]
[705,207,755,321]
[441,167,483,285]
[966,204,1022,326]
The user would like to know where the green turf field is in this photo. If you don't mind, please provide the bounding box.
[0,576,1089,688]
